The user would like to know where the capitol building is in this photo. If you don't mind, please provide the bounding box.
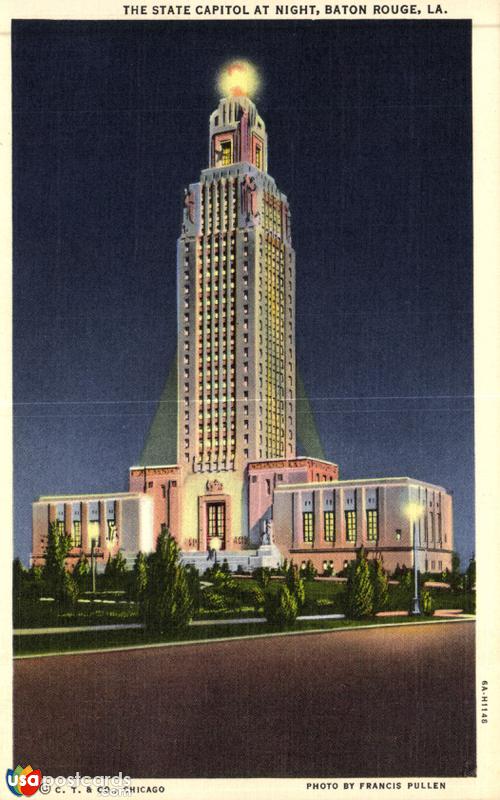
[32,62,453,577]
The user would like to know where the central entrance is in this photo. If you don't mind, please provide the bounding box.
[207,502,226,549]
[198,484,232,551]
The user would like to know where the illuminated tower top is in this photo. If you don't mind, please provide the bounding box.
[209,61,267,172]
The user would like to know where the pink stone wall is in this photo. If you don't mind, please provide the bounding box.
[247,457,339,546]
[129,466,181,547]
[272,479,453,576]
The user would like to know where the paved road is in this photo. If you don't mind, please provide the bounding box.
[14,622,475,778]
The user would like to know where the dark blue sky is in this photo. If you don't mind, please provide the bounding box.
[13,20,473,565]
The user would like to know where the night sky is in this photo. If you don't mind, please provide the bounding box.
[13,20,473,565]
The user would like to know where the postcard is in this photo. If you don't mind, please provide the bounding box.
[1,1,499,799]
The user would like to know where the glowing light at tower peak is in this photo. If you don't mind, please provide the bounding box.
[217,60,260,98]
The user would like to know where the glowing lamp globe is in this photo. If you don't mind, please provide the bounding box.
[405,502,424,522]
[218,60,260,98]
[210,536,222,552]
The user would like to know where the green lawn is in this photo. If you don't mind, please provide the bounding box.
[14,578,474,631]
[13,598,140,629]
[13,614,452,658]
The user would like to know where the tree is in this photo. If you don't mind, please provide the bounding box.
[73,553,90,590]
[61,569,79,608]
[371,558,389,613]
[13,558,26,598]
[465,557,476,593]
[284,561,305,608]
[103,550,128,590]
[450,550,462,591]
[264,585,298,629]
[143,529,194,635]
[184,565,202,612]
[345,548,374,619]
[43,521,71,601]
[26,564,44,600]
[133,551,148,600]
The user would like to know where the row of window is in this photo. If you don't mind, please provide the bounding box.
[302,510,379,543]
[200,178,238,235]
[50,519,117,549]
[263,236,287,459]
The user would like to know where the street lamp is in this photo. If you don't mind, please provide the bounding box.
[210,535,222,567]
[406,501,424,616]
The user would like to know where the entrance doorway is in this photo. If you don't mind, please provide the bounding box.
[207,502,226,549]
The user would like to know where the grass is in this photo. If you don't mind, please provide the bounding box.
[13,614,456,658]
[14,577,475,630]
[13,598,140,629]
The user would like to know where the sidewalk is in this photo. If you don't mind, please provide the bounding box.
[13,610,472,636]
[14,613,346,636]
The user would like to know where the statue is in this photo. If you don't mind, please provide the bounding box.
[183,188,195,224]
[261,518,274,545]
[241,174,258,220]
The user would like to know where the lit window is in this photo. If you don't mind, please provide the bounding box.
[255,145,262,169]
[324,511,335,542]
[367,510,378,541]
[345,511,357,542]
[220,140,232,166]
[303,511,314,543]
[70,519,81,547]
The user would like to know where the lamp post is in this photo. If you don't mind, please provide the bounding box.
[406,501,424,616]
[210,535,222,567]
[88,538,104,594]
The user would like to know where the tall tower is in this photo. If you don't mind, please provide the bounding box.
[177,63,296,551]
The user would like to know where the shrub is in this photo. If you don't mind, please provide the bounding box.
[104,550,128,590]
[202,589,228,613]
[420,590,434,617]
[59,570,79,609]
[316,597,335,613]
[345,548,374,619]
[203,564,224,581]
[143,529,194,635]
[300,559,318,581]
[184,565,202,612]
[13,558,26,597]
[73,554,91,591]
[465,558,476,593]
[24,565,44,600]
[370,558,389,612]
[43,521,71,599]
[253,567,272,589]
[247,586,265,614]
[132,551,148,601]
[218,577,241,610]
[264,585,298,629]
[284,561,305,608]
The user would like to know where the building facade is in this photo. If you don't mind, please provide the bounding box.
[30,69,454,576]
[176,92,296,552]
[272,477,453,575]
[32,492,153,570]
